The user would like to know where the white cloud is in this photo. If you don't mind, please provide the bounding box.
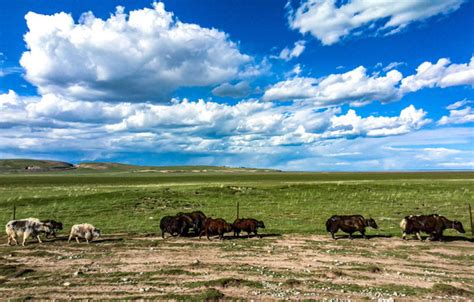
[276,127,474,171]
[0,66,23,77]
[401,57,474,93]
[327,105,430,137]
[446,99,471,110]
[288,0,465,45]
[382,61,405,72]
[263,66,402,105]
[264,56,473,107]
[20,2,255,102]
[0,90,430,148]
[2,89,472,171]
[263,77,318,102]
[439,99,474,126]
[438,106,474,125]
[211,81,252,98]
[414,147,462,161]
[276,40,306,61]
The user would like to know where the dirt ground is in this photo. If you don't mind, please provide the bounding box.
[0,233,473,300]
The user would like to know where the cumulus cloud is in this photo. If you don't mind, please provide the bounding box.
[276,40,306,61]
[0,90,430,146]
[401,57,474,93]
[20,2,255,102]
[2,89,472,171]
[263,66,402,105]
[438,105,474,125]
[327,105,430,137]
[264,56,474,107]
[211,81,252,98]
[288,0,465,45]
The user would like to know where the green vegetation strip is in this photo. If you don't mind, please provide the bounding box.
[0,172,472,237]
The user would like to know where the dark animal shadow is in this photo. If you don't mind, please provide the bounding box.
[90,238,124,243]
[429,235,473,243]
[43,235,124,244]
[222,233,282,240]
[333,234,393,240]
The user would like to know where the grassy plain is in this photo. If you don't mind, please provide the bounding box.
[0,170,473,300]
[0,171,472,236]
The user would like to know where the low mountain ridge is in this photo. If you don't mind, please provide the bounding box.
[0,159,280,173]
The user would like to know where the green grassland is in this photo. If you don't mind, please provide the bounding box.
[0,170,473,237]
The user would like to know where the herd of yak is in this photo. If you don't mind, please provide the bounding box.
[4,211,467,246]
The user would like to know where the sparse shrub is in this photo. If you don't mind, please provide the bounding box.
[284,278,301,287]
[200,288,225,301]
[367,265,382,273]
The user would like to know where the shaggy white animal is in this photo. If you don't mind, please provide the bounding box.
[68,223,101,244]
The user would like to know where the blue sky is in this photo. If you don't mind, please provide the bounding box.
[0,0,473,170]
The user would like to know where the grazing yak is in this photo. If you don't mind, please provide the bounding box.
[160,214,195,238]
[68,223,101,244]
[176,211,207,235]
[400,214,465,241]
[326,215,378,239]
[199,218,233,240]
[5,218,52,246]
[41,220,63,238]
[232,218,265,238]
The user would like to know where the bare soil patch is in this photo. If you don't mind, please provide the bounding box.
[0,234,472,300]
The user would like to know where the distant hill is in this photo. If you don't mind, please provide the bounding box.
[0,159,75,172]
[0,159,280,173]
[76,162,279,173]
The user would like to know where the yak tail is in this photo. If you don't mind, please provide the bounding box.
[400,218,407,231]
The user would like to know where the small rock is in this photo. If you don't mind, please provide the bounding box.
[73,271,83,277]
[63,282,71,287]
[192,259,201,265]
[121,277,129,282]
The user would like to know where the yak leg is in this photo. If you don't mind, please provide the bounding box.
[416,232,422,241]
[36,234,43,244]
[7,234,16,246]
[22,231,31,246]
[331,232,336,240]
[402,232,407,240]
[75,237,80,243]
[360,229,367,239]
[349,233,353,240]
[178,225,186,238]
[7,234,14,245]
